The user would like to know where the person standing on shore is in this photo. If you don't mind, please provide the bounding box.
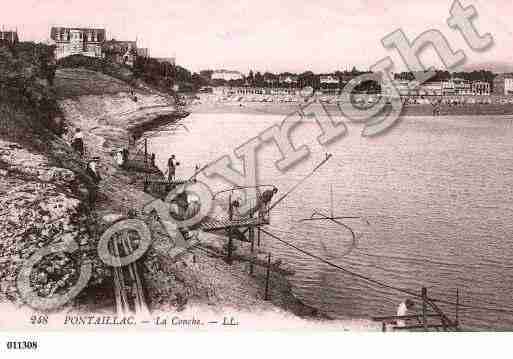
[86,157,102,208]
[168,155,178,182]
[71,128,84,157]
[396,299,415,327]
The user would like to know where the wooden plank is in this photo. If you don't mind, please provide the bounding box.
[200,218,265,231]
[146,179,188,185]
[422,287,428,331]
[372,314,441,321]
[264,253,271,300]
[393,324,458,331]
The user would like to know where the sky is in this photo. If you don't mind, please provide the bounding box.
[3,0,513,74]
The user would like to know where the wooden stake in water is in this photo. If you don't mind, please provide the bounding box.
[422,287,428,331]
[330,184,334,218]
[456,288,459,327]
[264,253,271,300]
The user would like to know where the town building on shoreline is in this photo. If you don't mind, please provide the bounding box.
[471,81,490,96]
[279,74,298,85]
[213,86,299,96]
[50,27,105,59]
[443,77,473,96]
[418,81,443,96]
[212,70,243,82]
[382,77,491,97]
[493,74,513,96]
[319,75,339,85]
[0,30,19,46]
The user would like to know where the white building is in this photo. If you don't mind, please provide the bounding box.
[505,78,513,95]
[319,75,339,85]
[471,81,490,96]
[212,70,243,81]
[279,75,298,84]
[417,81,442,96]
[50,27,105,59]
[443,78,472,95]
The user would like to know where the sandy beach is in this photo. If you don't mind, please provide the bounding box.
[189,99,513,117]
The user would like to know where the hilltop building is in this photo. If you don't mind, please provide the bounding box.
[103,40,138,66]
[137,48,149,58]
[0,30,19,46]
[50,27,105,59]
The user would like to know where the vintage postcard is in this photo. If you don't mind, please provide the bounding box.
[0,0,512,355]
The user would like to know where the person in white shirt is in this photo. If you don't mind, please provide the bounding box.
[396,299,415,327]
[115,150,124,167]
[71,128,84,157]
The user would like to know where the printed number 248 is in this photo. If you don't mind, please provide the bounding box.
[30,315,48,325]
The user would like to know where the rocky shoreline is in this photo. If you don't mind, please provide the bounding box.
[0,73,328,325]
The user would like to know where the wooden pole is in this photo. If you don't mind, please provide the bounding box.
[227,232,233,264]
[456,288,459,327]
[264,253,271,300]
[257,227,261,247]
[249,227,255,275]
[144,138,147,163]
[422,287,428,332]
[227,192,233,264]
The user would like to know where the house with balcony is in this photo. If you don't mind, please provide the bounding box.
[50,27,105,59]
[0,30,19,46]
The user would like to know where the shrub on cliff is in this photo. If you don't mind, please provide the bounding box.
[0,42,64,145]
[57,55,134,85]
[133,56,194,95]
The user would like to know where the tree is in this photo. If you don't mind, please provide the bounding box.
[199,70,214,81]
[191,72,207,90]
[248,70,254,86]
[254,71,264,87]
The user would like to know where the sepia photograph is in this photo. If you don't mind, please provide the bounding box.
[0,0,513,356]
